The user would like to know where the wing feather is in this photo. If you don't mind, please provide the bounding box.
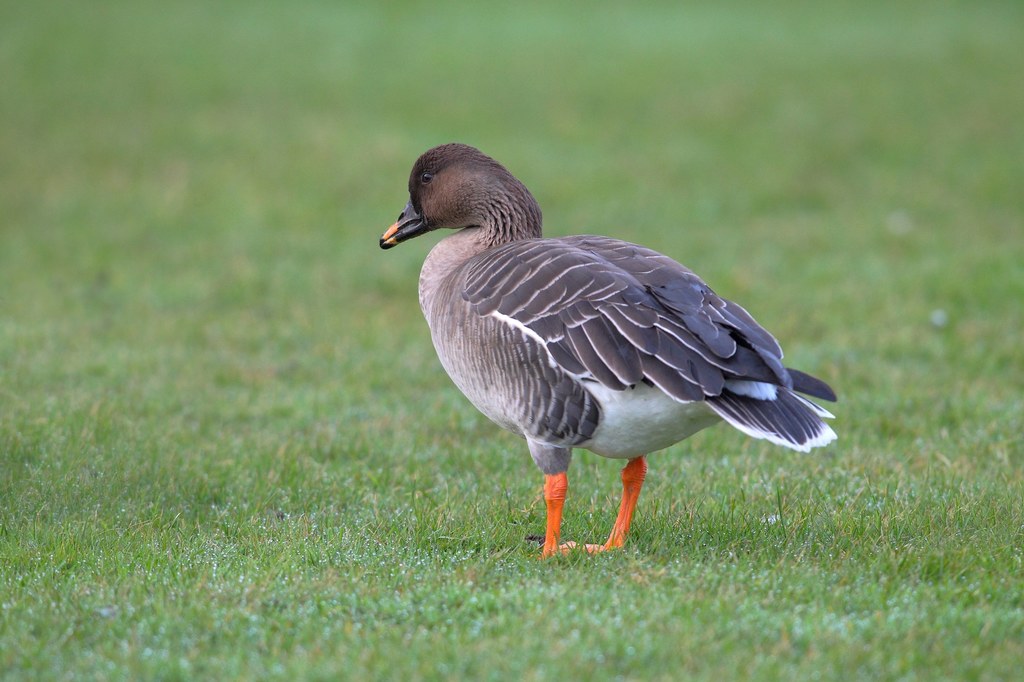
[461,235,833,404]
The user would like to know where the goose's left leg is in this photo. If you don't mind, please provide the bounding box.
[528,441,575,558]
[541,471,568,558]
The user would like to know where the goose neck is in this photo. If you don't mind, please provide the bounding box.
[480,187,543,247]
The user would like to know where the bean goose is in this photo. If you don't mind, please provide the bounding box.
[380,143,837,557]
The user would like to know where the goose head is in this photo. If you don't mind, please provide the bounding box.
[380,143,543,249]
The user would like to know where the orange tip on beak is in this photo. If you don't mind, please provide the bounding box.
[380,201,427,250]
[380,221,401,247]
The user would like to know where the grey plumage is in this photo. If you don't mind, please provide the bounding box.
[462,235,829,411]
[383,142,836,470]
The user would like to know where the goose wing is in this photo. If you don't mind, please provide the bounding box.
[462,235,834,403]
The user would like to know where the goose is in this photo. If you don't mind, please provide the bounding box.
[379,143,837,557]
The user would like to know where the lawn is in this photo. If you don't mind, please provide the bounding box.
[2,0,1023,679]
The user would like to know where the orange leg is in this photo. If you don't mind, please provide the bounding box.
[541,472,568,558]
[586,456,647,553]
[539,457,647,557]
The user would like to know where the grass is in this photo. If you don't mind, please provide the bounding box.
[2,0,1023,679]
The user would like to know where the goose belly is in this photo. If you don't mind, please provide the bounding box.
[580,383,721,459]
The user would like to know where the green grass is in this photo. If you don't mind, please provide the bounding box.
[2,0,1023,679]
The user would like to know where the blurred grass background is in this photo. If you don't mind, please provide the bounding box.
[2,0,1023,679]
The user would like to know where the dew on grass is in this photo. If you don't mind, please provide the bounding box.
[886,210,914,235]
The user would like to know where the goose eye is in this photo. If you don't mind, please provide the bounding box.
[420,171,433,184]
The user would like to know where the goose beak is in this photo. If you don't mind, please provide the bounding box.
[380,202,427,249]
